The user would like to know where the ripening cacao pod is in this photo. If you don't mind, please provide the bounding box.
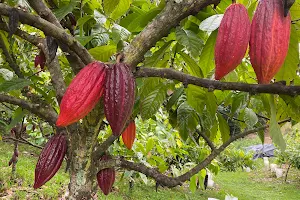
[249,0,291,84]
[122,121,136,150]
[34,133,67,189]
[104,63,135,135]
[56,61,106,127]
[97,155,116,195]
[34,51,46,70]
[214,3,251,80]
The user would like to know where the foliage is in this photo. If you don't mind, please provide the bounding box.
[218,147,255,172]
[275,124,300,170]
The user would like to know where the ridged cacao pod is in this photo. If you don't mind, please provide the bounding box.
[34,133,67,189]
[215,3,251,80]
[104,63,135,135]
[56,61,106,127]
[97,155,116,195]
[122,121,136,150]
[249,0,291,84]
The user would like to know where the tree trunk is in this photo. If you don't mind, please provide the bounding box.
[67,103,104,199]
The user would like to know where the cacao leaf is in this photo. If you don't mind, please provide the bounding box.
[0,78,31,92]
[244,108,258,127]
[217,113,230,143]
[199,14,223,32]
[54,0,77,21]
[269,95,286,151]
[144,41,173,68]
[89,45,116,62]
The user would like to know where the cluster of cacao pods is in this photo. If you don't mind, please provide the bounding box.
[34,133,67,189]
[56,61,135,137]
[215,0,291,84]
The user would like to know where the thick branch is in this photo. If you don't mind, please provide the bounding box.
[0,3,93,65]
[0,23,42,46]
[0,94,57,125]
[27,0,85,73]
[97,119,290,187]
[124,0,220,67]
[135,68,300,95]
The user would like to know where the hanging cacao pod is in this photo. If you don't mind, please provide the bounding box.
[214,3,251,80]
[97,155,116,195]
[56,61,106,127]
[34,133,67,189]
[104,63,135,136]
[122,121,136,150]
[249,0,291,84]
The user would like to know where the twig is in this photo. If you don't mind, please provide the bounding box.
[3,136,43,149]
[196,129,215,150]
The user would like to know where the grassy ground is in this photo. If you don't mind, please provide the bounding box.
[0,139,299,199]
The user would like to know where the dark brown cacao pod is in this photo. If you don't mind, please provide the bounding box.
[104,63,135,135]
[97,155,116,195]
[214,3,251,80]
[34,133,67,189]
[249,0,291,84]
[56,61,106,127]
[122,121,136,150]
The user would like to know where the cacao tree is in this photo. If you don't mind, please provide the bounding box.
[0,0,300,199]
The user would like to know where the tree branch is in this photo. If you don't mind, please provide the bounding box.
[0,3,93,65]
[196,129,215,150]
[3,136,43,149]
[124,0,220,67]
[96,119,290,187]
[135,68,300,95]
[27,0,85,73]
[0,23,42,46]
[0,94,57,125]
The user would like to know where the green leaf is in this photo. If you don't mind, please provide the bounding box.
[244,108,258,127]
[199,30,217,77]
[176,28,203,58]
[275,25,299,82]
[179,51,204,78]
[88,45,116,62]
[217,113,230,143]
[103,0,120,14]
[0,68,13,80]
[110,0,133,20]
[140,84,167,120]
[6,107,25,131]
[186,85,206,114]
[231,92,249,115]
[269,95,286,151]
[166,87,184,110]
[0,78,31,92]
[75,36,94,46]
[54,0,77,21]
[177,102,199,141]
[146,138,155,154]
[206,92,217,119]
[189,175,197,193]
[144,41,173,68]
[199,14,223,32]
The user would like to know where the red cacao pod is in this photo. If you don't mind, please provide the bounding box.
[104,63,135,135]
[34,133,67,189]
[34,51,46,70]
[249,0,291,84]
[97,155,116,195]
[122,121,136,150]
[215,3,251,80]
[56,61,106,127]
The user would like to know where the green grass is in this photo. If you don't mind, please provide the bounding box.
[0,140,300,199]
